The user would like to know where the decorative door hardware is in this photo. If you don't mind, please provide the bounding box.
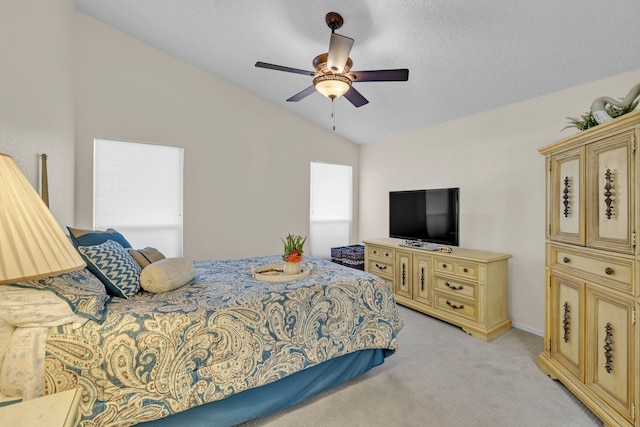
[563,176,570,218]
[604,169,614,219]
[603,322,613,373]
[562,302,570,343]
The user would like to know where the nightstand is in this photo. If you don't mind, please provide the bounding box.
[0,388,81,427]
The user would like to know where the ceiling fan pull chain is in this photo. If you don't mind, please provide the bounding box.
[332,98,336,131]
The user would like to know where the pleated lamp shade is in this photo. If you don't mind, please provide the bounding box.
[0,153,85,285]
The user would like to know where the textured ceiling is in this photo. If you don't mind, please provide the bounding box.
[74,0,640,145]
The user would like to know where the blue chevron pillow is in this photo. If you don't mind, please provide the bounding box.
[77,239,141,298]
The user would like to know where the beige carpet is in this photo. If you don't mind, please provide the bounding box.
[240,306,602,427]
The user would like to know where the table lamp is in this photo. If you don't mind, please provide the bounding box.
[0,153,85,285]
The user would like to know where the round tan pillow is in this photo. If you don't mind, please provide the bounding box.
[139,258,195,293]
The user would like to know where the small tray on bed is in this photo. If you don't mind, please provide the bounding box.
[250,263,313,282]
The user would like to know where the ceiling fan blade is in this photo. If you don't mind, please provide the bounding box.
[255,62,314,76]
[327,33,354,73]
[351,69,409,82]
[286,85,317,102]
[343,86,369,108]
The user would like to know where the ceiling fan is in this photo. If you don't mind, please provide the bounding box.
[255,12,409,108]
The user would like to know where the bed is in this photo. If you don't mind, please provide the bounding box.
[0,249,403,426]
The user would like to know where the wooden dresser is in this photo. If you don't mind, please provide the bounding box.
[537,110,640,427]
[363,237,511,342]
[0,388,81,427]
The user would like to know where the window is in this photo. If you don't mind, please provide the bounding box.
[309,162,352,258]
[94,139,184,257]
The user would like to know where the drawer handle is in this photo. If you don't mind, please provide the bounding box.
[445,282,463,291]
[563,257,570,264]
[463,267,468,273]
[384,252,390,257]
[603,322,613,373]
[442,264,448,268]
[605,267,614,275]
[446,300,464,310]
[375,263,387,270]
[372,250,378,255]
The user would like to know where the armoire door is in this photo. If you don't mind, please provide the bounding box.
[586,287,635,423]
[549,273,584,380]
[586,130,636,254]
[549,147,585,246]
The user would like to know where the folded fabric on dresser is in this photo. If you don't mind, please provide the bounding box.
[0,287,88,399]
[0,268,108,400]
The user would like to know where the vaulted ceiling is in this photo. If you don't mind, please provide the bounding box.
[74,0,640,145]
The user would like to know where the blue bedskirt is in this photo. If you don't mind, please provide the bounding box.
[138,348,387,426]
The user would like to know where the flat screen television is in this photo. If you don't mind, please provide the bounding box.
[389,188,459,246]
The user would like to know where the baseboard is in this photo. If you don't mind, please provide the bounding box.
[512,322,543,337]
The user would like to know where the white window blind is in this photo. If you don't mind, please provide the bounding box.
[309,162,352,258]
[94,139,184,257]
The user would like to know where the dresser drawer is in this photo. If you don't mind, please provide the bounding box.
[551,245,633,294]
[434,258,479,281]
[368,245,394,260]
[367,258,394,278]
[434,258,455,275]
[434,276,477,300]
[455,262,478,280]
[433,293,477,321]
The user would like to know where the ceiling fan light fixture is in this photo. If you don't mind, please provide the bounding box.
[313,74,351,99]
[255,11,408,109]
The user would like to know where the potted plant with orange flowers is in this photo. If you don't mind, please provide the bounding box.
[282,234,306,275]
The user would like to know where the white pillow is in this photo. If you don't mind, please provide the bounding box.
[139,258,195,293]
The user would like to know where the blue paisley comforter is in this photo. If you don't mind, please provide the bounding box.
[44,256,403,426]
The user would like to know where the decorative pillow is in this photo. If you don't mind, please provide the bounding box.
[67,227,132,249]
[128,247,166,268]
[139,258,195,293]
[77,240,141,298]
[10,268,109,323]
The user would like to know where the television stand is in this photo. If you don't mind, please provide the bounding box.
[363,237,512,342]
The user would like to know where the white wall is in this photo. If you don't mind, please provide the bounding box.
[0,0,76,227]
[359,69,640,334]
[73,12,360,261]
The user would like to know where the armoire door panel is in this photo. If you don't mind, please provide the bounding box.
[587,288,634,422]
[550,274,584,379]
[550,148,585,246]
[587,131,635,254]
